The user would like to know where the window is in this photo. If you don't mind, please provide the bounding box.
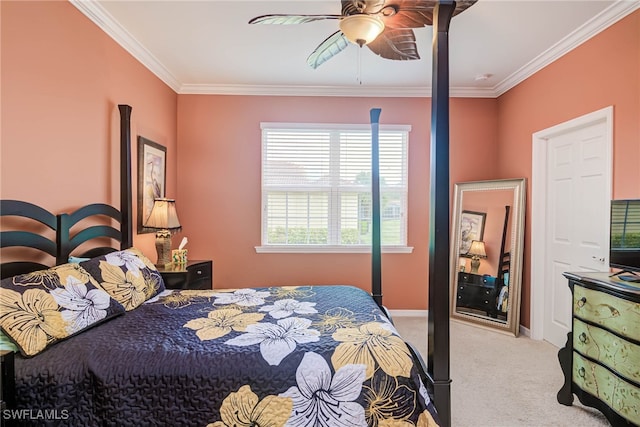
[256,122,412,253]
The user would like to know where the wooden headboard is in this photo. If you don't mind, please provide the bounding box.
[0,105,133,279]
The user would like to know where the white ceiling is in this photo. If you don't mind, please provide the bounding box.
[73,0,640,97]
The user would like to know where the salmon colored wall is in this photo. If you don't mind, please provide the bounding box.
[497,10,640,328]
[1,1,178,259]
[177,96,498,309]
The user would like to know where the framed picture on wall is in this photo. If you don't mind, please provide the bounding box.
[459,210,486,255]
[137,136,166,233]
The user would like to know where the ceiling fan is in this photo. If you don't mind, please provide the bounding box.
[249,0,477,69]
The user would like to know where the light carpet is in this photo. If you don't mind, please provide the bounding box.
[392,316,610,427]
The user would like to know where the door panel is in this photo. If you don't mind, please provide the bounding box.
[543,119,610,347]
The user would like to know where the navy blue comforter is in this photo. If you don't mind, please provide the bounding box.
[14,285,439,426]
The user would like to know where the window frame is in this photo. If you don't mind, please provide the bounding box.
[255,122,413,254]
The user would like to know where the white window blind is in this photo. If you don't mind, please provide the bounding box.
[258,122,411,253]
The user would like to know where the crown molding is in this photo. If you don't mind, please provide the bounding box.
[450,87,498,98]
[178,84,429,97]
[72,0,639,99]
[70,0,181,93]
[494,0,640,97]
[179,83,497,98]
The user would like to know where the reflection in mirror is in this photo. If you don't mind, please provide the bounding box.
[450,178,526,336]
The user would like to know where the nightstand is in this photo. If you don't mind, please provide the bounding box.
[157,260,212,290]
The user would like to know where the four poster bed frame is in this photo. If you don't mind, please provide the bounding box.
[0,2,462,426]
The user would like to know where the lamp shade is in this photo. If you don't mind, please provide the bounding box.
[468,240,487,258]
[144,198,181,231]
[339,15,385,46]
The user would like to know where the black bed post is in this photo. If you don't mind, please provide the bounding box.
[428,2,455,427]
[118,104,133,249]
[370,108,383,307]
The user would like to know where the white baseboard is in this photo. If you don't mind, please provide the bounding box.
[388,309,428,317]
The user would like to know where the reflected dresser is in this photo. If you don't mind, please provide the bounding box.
[456,272,501,318]
[557,272,640,426]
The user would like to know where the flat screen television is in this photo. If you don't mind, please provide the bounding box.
[610,199,640,276]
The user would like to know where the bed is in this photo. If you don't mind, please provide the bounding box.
[1,180,437,426]
[0,3,466,425]
[1,108,437,426]
[2,272,437,426]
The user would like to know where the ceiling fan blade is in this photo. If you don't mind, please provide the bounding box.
[249,14,341,25]
[307,31,349,69]
[451,1,478,17]
[384,1,479,28]
[366,28,419,61]
[341,1,478,29]
[341,0,385,16]
[383,1,435,28]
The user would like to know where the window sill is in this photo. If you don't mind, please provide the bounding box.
[255,245,414,254]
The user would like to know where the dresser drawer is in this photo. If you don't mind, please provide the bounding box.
[459,273,482,286]
[458,284,493,305]
[458,272,496,287]
[573,318,640,384]
[573,284,640,341]
[573,352,640,425]
[159,260,213,290]
[187,261,212,290]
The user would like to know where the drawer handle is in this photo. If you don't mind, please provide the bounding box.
[578,367,586,378]
[579,332,589,344]
[577,297,587,307]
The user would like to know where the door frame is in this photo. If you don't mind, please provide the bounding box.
[530,106,613,341]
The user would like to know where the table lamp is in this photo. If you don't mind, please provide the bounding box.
[468,240,487,273]
[144,198,181,266]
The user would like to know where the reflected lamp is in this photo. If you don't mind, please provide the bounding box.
[468,240,487,273]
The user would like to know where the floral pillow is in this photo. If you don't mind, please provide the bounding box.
[0,263,126,357]
[80,248,165,311]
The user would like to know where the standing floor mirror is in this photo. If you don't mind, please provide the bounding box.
[450,178,526,336]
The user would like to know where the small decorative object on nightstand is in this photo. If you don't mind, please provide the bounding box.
[157,260,213,290]
[172,237,188,265]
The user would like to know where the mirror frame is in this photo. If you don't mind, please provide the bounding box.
[449,178,526,336]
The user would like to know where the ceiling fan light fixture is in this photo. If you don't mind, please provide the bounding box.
[339,15,384,47]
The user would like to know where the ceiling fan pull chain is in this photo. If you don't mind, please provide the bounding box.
[357,46,362,85]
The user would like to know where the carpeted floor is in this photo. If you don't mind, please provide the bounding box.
[392,316,610,427]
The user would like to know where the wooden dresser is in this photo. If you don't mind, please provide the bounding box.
[557,272,640,426]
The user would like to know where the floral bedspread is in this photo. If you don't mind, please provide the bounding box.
[14,285,439,426]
